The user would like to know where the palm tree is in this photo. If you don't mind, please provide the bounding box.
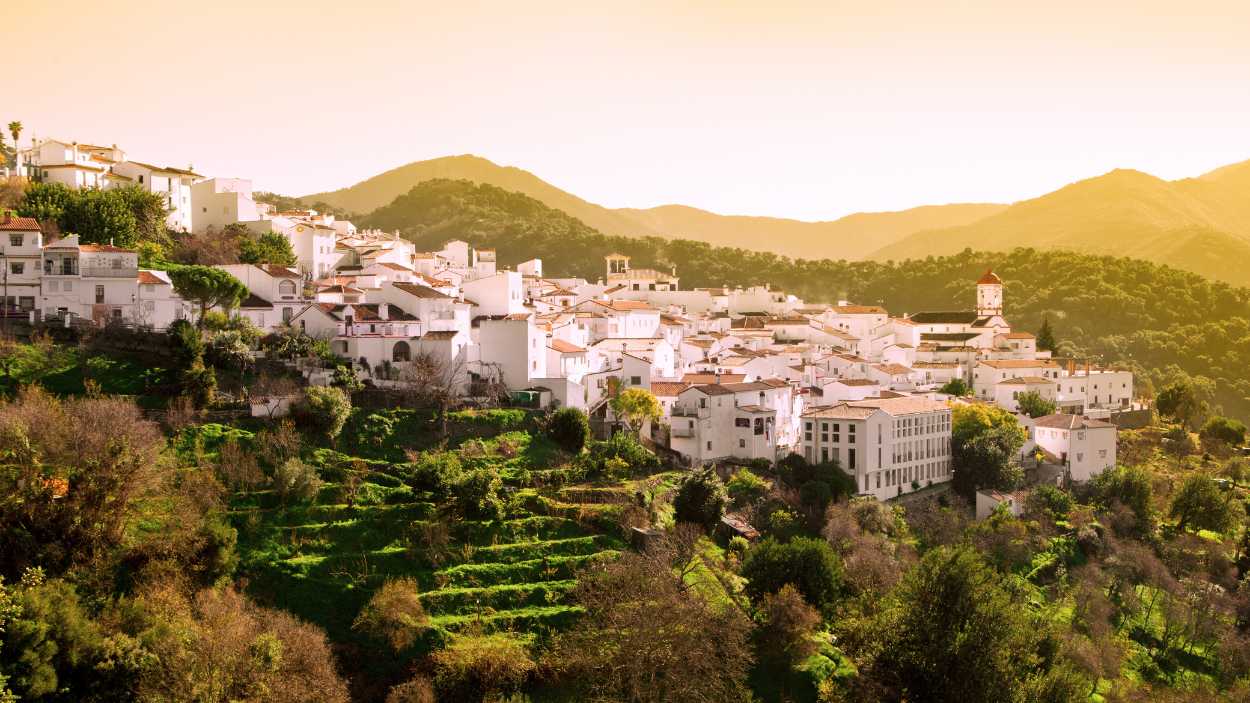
[7,121,21,150]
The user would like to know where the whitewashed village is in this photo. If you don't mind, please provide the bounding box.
[4,137,1141,514]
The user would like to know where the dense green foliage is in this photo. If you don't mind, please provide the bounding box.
[17,182,169,249]
[370,179,1250,421]
[673,466,728,531]
[741,537,843,612]
[546,407,590,454]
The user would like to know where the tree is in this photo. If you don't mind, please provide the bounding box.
[239,231,298,267]
[938,377,972,397]
[858,546,1062,702]
[431,633,534,702]
[353,577,429,652]
[1090,465,1154,535]
[1201,416,1247,449]
[609,387,661,435]
[1015,390,1057,418]
[756,583,823,666]
[951,404,1027,498]
[673,466,728,531]
[740,537,843,611]
[295,386,351,443]
[6,122,19,153]
[1170,474,1236,533]
[169,265,248,325]
[1156,378,1211,430]
[547,406,590,454]
[544,549,753,703]
[1036,316,1057,352]
[727,468,769,509]
[272,458,323,504]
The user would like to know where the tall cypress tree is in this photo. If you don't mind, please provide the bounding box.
[1036,316,1057,351]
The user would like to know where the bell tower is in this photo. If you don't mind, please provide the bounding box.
[976,269,1003,316]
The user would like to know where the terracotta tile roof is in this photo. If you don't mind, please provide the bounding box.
[261,264,301,279]
[422,330,460,340]
[909,311,979,324]
[681,373,746,384]
[977,269,1003,285]
[136,270,169,285]
[239,292,273,308]
[873,363,913,375]
[0,215,41,231]
[549,339,586,353]
[978,359,1060,369]
[836,378,879,386]
[1033,413,1116,430]
[651,381,690,397]
[833,305,887,315]
[1003,332,1035,339]
[999,376,1055,385]
[79,243,133,253]
[804,395,949,419]
[685,384,736,396]
[392,282,451,299]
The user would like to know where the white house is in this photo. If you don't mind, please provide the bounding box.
[1031,414,1117,483]
[992,376,1058,413]
[972,359,1062,400]
[801,396,953,501]
[668,384,777,465]
[191,177,263,233]
[39,236,141,325]
[0,213,44,315]
[111,161,200,232]
[20,140,128,190]
[216,264,308,331]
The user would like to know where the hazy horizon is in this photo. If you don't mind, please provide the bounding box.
[11,0,1250,220]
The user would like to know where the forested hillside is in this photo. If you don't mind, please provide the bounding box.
[365,179,1250,420]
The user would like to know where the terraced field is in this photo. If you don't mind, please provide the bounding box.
[227,436,678,650]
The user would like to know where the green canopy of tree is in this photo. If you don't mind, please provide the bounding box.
[1199,415,1247,448]
[168,265,249,324]
[17,182,169,249]
[1015,390,1057,418]
[239,231,298,266]
[1170,473,1237,533]
[1036,316,1057,351]
[951,404,1027,498]
[609,387,661,435]
[938,378,971,397]
[672,466,728,531]
[1156,378,1213,430]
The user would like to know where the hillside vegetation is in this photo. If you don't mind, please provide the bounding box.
[365,179,1250,421]
[316,153,1250,285]
[306,154,1004,259]
[872,161,1250,285]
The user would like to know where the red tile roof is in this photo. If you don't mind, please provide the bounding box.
[0,215,41,231]
[977,269,1003,285]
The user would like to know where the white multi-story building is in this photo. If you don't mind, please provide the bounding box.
[191,177,263,233]
[217,264,308,331]
[19,140,128,189]
[801,396,953,501]
[111,161,200,232]
[39,235,141,325]
[1030,413,1117,482]
[0,213,45,315]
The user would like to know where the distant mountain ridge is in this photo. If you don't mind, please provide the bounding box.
[305,153,1250,286]
[300,155,1006,261]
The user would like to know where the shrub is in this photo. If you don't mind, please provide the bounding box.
[352,577,429,652]
[181,360,217,408]
[455,469,505,521]
[272,458,323,504]
[741,537,843,611]
[431,633,534,702]
[728,536,750,558]
[1201,416,1247,449]
[673,467,728,531]
[548,407,591,454]
[581,432,658,478]
[296,386,352,442]
[408,451,464,497]
[727,469,768,509]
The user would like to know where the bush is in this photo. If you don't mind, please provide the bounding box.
[673,467,728,531]
[1201,416,1247,449]
[580,432,658,478]
[272,458,323,504]
[353,577,429,652]
[454,469,505,521]
[727,469,768,509]
[408,452,464,497]
[741,537,843,611]
[181,360,217,408]
[296,386,352,442]
[548,407,591,454]
[431,633,534,702]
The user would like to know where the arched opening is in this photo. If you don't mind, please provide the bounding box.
[392,340,411,362]
[279,279,297,297]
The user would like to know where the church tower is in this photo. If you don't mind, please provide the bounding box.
[976,269,1003,316]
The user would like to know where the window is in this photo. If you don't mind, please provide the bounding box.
[739,439,746,448]
[849,448,856,470]
[279,280,296,297]
[95,285,104,304]
[9,234,21,247]
[1099,449,1107,459]
[706,441,712,451]
[630,376,641,385]
[735,418,750,428]
[112,308,122,319]
[18,297,33,311]
[9,262,22,275]
[282,307,293,323]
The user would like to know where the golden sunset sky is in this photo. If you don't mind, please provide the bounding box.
[11,0,1250,219]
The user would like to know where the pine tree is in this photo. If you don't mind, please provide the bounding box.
[1036,316,1057,351]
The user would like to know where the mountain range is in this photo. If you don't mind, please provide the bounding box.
[303,154,1250,285]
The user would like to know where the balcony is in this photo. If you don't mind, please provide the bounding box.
[81,266,138,278]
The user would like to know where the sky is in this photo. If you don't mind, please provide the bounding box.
[9,0,1250,221]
